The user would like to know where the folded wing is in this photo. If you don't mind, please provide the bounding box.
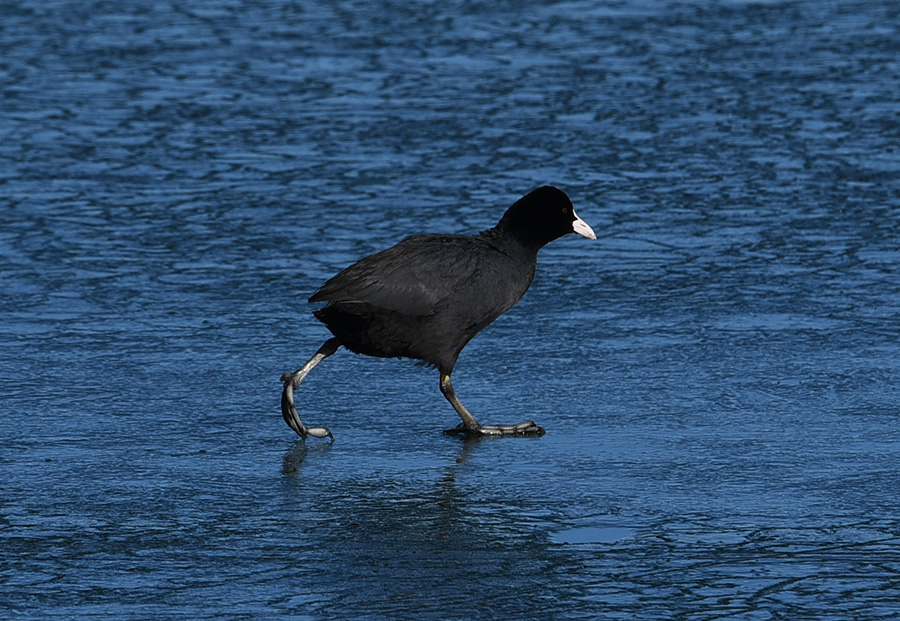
[309,235,485,316]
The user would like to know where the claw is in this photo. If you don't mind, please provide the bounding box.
[280,378,307,435]
[440,372,545,438]
[306,427,335,440]
[279,338,341,441]
[443,421,546,437]
[280,379,305,438]
[280,376,335,442]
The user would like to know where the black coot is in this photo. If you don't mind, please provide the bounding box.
[280,185,596,440]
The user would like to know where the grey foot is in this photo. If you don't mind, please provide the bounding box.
[443,421,546,438]
[280,372,334,442]
[279,338,341,442]
[438,373,546,438]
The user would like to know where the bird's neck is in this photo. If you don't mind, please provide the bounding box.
[482,222,546,257]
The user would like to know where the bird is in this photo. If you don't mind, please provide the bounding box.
[280,185,596,440]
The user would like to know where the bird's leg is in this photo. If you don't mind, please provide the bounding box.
[440,373,545,437]
[280,337,341,441]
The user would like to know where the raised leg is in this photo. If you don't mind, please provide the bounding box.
[439,373,545,437]
[280,337,341,441]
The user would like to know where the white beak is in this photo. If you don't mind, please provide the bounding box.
[571,209,596,240]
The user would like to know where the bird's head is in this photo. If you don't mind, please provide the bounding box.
[498,186,596,249]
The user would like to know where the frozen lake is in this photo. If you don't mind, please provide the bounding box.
[3,0,900,618]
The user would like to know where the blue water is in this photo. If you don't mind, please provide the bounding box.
[3,0,900,618]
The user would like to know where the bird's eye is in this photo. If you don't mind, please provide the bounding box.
[562,207,569,214]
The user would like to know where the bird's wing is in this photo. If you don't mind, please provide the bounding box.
[308,235,487,316]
